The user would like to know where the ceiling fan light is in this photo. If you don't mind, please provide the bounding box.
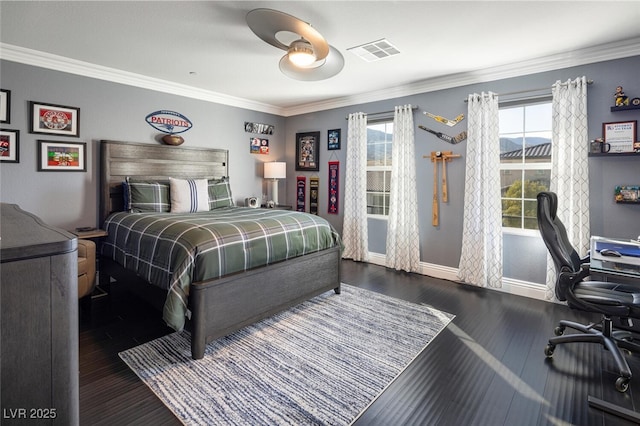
[287,39,316,66]
[279,45,344,81]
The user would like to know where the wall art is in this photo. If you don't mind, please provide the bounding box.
[30,101,80,137]
[328,161,339,214]
[603,120,637,153]
[295,131,320,171]
[328,128,341,150]
[244,121,274,135]
[0,129,19,163]
[145,110,193,134]
[296,176,306,212]
[0,89,11,124]
[250,137,269,154]
[310,177,319,215]
[37,140,86,172]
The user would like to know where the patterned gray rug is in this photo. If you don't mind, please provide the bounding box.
[119,284,454,425]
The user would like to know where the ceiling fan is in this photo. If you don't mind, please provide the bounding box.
[246,8,344,81]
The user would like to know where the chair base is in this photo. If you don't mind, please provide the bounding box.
[545,316,640,393]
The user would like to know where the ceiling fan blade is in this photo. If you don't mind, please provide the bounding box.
[279,45,344,81]
[246,8,329,60]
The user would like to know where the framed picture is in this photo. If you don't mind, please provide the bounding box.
[30,101,80,137]
[250,137,269,155]
[328,128,341,150]
[37,140,87,172]
[0,129,20,163]
[602,120,637,153]
[0,89,10,124]
[295,131,320,171]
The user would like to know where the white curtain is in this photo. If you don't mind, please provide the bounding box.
[342,112,369,262]
[458,92,503,288]
[545,76,590,301]
[386,105,420,272]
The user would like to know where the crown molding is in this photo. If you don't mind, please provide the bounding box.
[0,43,286,116]
[282,36,640,116]
[3,37,640,118]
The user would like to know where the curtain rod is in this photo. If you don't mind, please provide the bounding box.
[463,79,594,102]
[345,105,419,120]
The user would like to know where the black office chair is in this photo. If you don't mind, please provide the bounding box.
[537,191,640,392]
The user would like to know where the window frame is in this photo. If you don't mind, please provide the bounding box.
[499,98,552,235]
[366,118,393,219]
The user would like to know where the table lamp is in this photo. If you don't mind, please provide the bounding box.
[264,161,286,206]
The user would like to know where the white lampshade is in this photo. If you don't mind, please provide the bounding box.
[264,162,286,179]
[264,161,286,206]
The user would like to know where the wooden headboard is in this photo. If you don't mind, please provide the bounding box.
[100,140,229,225]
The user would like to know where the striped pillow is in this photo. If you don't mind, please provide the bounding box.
[126,178,170,213]
[170,177,209,213]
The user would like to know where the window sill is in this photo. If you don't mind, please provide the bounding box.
[502,227,540,237]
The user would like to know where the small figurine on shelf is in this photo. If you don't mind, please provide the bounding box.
[614,86,630,106]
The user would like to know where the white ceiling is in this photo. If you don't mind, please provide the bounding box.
[1,1,640,116]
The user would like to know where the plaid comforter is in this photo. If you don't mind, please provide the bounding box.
[101,207,342,331]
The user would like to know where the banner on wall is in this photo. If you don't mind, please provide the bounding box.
[296,176,306,212]
[310,177,319,215]
[328,161,339,214]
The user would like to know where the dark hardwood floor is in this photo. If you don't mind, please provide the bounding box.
[79,260,640,425]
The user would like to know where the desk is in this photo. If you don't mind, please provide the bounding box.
[590,236,640,283]
[588,237,640,422]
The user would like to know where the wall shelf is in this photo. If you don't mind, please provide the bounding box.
[589,152,640,157]
[611,104,640,112]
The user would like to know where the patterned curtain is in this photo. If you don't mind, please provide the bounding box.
[545,76,590,301]
[386,105,420,272]
[458,92,503,288]
[342,112,369,262]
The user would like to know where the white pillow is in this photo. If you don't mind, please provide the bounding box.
[169,177,210,213]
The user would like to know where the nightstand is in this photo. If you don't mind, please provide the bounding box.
[68,228,109,298]
[69,228,108,239]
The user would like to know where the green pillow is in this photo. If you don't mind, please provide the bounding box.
[126,177,170,213]
[208,178,234,209]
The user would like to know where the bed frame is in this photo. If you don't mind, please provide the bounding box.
[99,140,341,359]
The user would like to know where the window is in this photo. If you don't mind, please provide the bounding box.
[499,101,552,230]
[366,120,393,216]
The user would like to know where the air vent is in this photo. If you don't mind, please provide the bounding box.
[347,39,400,62]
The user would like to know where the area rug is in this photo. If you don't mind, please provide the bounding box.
[119,284,454,425]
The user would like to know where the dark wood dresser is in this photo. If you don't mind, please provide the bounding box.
[0,203,79,425]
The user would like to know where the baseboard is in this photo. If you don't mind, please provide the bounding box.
[365,252,547,302]
[499,277,547,300]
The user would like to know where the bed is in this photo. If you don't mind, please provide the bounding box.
[99,140,342,359]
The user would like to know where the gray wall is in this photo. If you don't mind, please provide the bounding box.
[1,56,639,285]
[284,55,640,283]
[0,61,286,229]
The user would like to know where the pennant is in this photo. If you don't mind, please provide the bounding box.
[310,177,319,215]
[296,176,306,212]
[328,161,339,214]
